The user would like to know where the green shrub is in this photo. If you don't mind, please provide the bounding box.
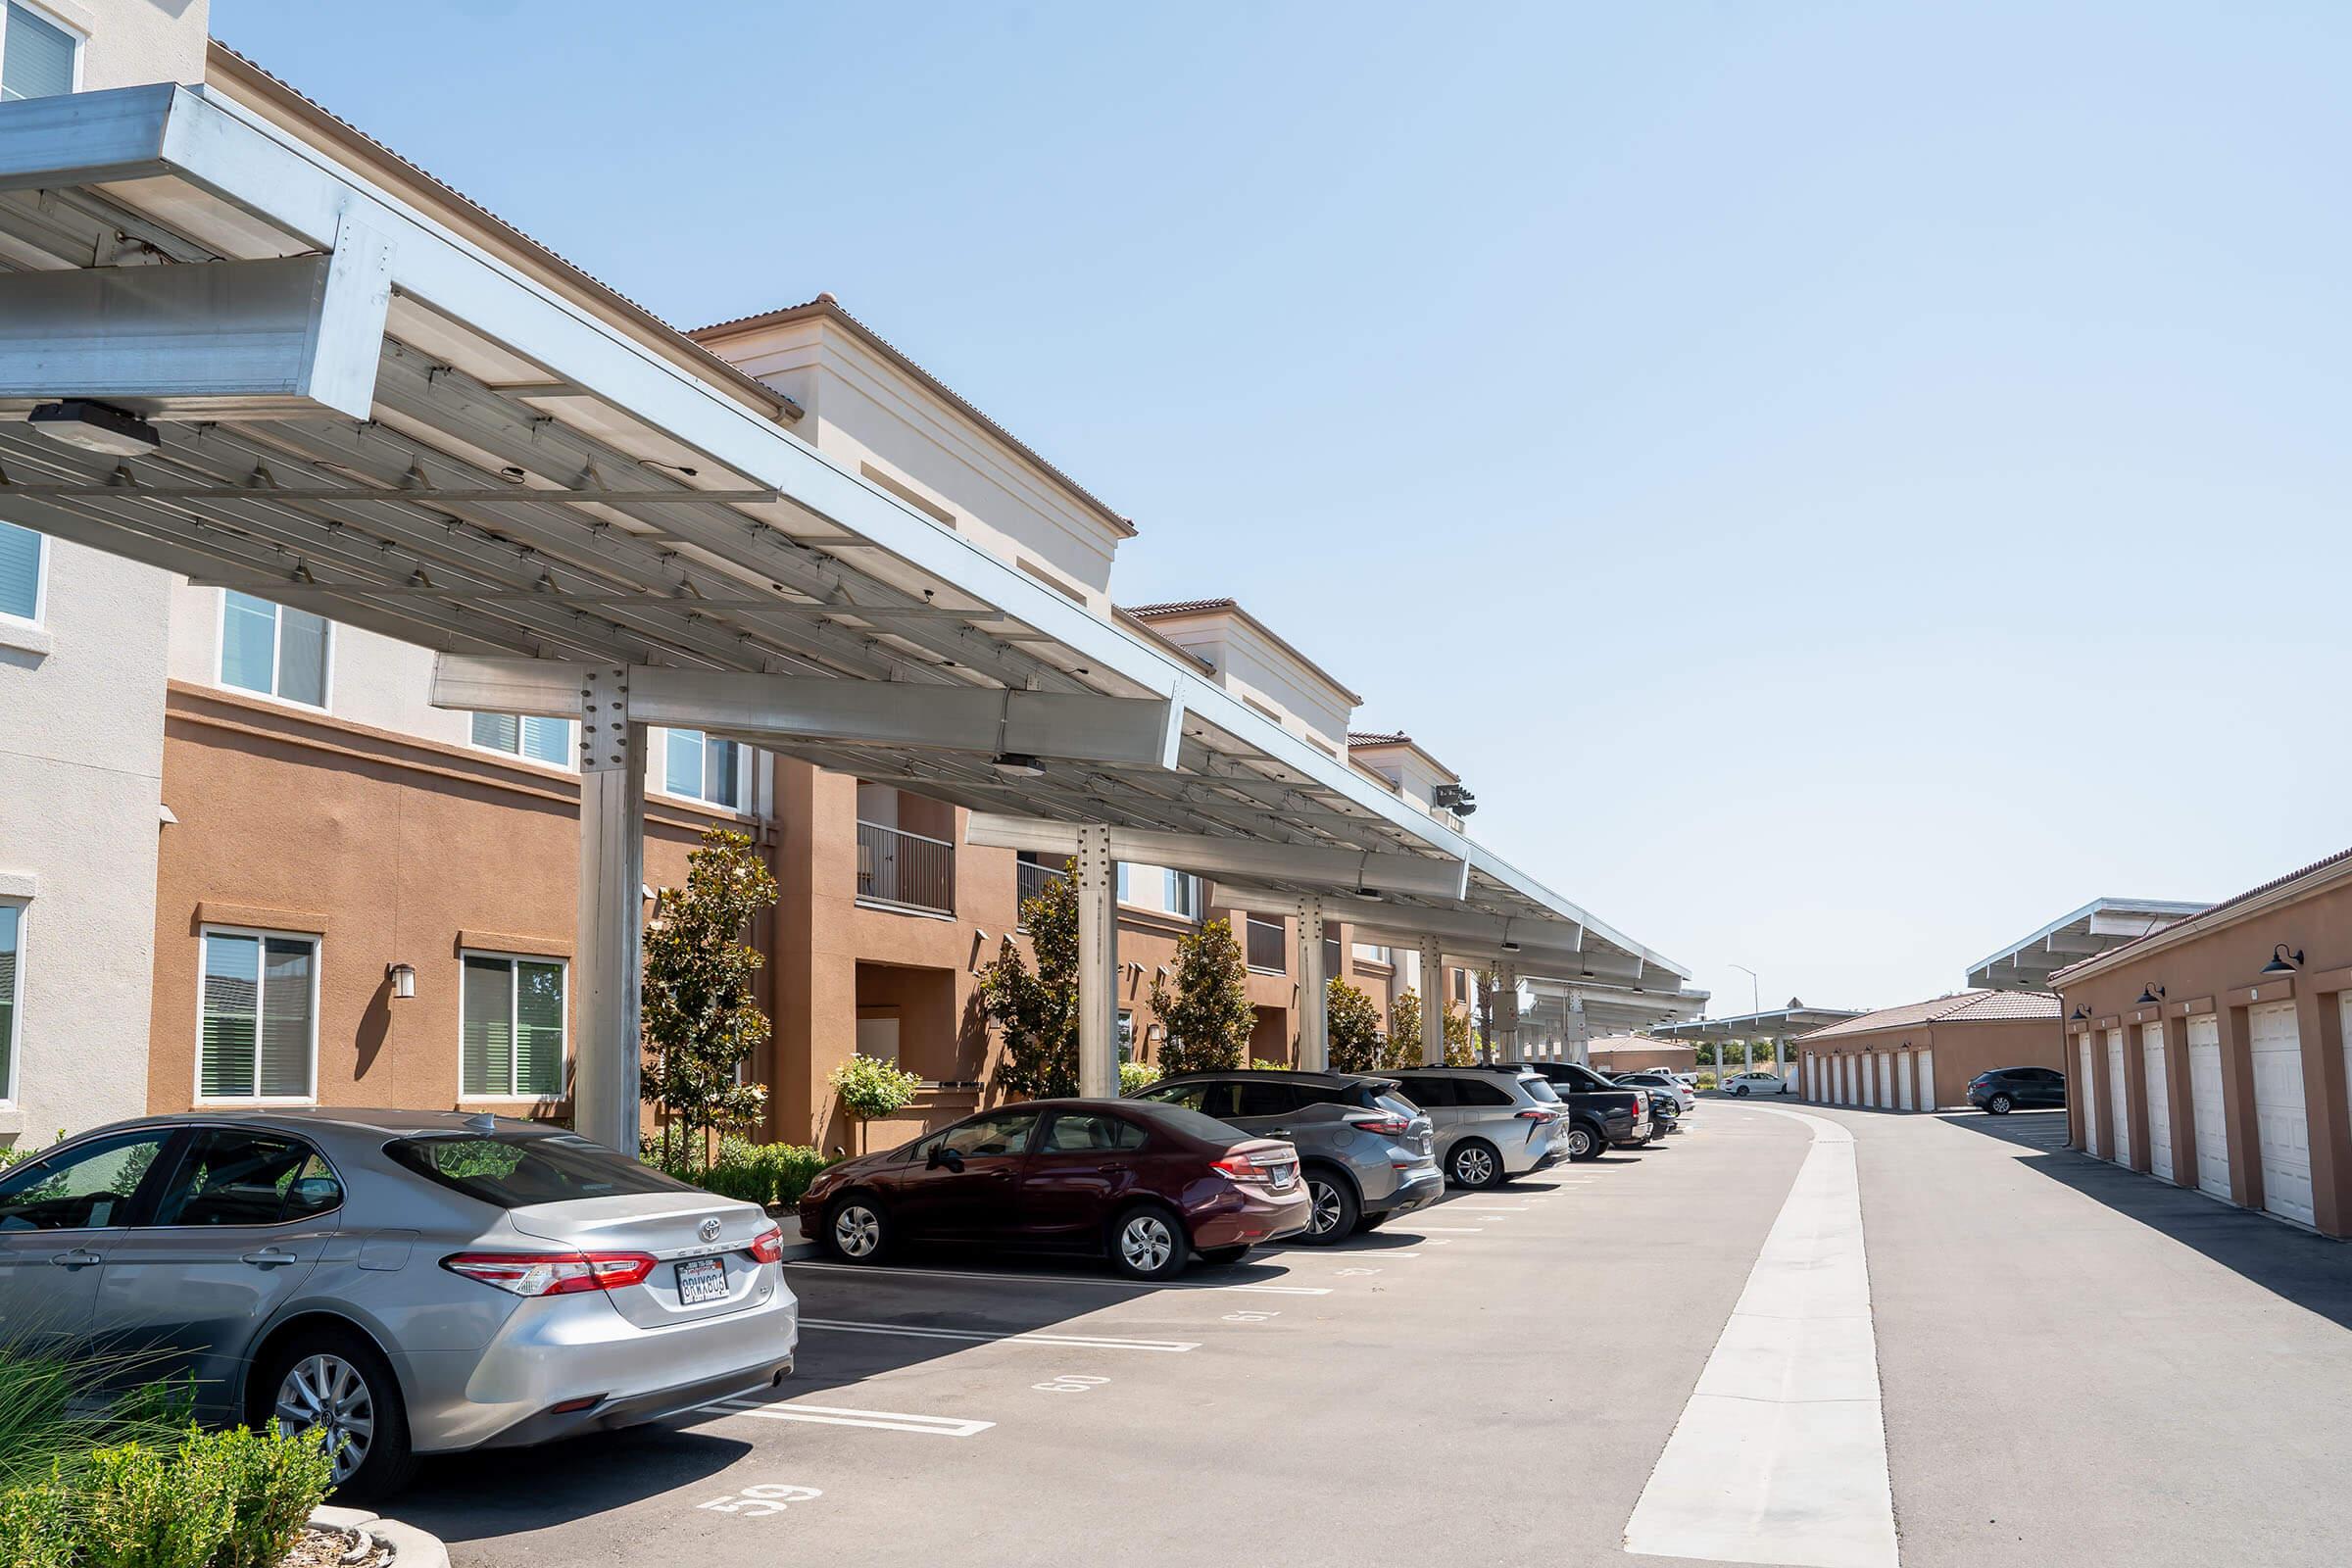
[80,1438,235,1568]
[0,1346,187,1494]
[0,1475,76,1568]
[14,1425,331,1568]
[1117,1059,1161,1096]
[1247,1057,1287,1072]
[828,1054,923,1121]
[200,1427,334,1568]
[648,1136,835,1208]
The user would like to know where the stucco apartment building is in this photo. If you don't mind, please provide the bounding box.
[1796,991,2063,1113]
[0,6,1475,1152]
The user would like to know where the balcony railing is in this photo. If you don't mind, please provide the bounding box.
[858,821,956,917]
[1015,859,1059,918]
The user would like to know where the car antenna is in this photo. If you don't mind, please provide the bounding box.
[464,1111,498,1135]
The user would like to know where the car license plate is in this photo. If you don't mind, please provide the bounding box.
[1268,1163,1297,1192]
[676,1255,728,1305]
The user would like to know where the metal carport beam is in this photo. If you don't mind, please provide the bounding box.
[963,816,1467,903]
[1207,884,1654,988]
[429,656,1184,768]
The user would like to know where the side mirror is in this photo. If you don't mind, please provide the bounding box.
[927,1146,964,1173]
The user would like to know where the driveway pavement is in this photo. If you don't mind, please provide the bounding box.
[391,1102,2352,1568]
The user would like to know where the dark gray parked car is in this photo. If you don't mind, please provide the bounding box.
[1128,1070,1442,1243]
[0,1111,798,1501]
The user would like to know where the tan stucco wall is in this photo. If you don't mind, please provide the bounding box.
[62,0,209,92]
[1799,1016,2062,1111]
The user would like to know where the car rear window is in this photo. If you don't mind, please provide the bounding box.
[1519,1077,1561,1102]
[387,1132,696,1209]
[1123,1100,1257,1145]
[1375,1093,1421,1121]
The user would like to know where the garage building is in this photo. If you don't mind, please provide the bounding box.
[1796,992,2062,1112]
[2049,846,2352,1237]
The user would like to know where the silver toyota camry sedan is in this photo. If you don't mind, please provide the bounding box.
[0,1110,799,1499]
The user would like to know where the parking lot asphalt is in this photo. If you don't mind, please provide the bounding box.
[389,1102,2352,1568]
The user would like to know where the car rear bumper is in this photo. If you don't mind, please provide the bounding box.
[1368,1166,1444,1214]
[1188,1185,1312,1250]
[401,1277,801,1453]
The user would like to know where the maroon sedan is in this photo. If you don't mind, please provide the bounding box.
[797,1098,1309,1279]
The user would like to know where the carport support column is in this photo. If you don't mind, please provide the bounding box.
[574,667,646,1152]
[1075,825,1118,1100]
[1567,993,1590,1065]
[1494,962,1519,1059]
[1419,938,1446,1065]
[1296,898,1329,1071]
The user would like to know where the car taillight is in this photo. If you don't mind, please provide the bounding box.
[441,1250,658,1297]
[1346,1111,1412,1137]
[748,1225,785,1264]
[1212,1149,1291,1183]
[1516,1107,1558,1121]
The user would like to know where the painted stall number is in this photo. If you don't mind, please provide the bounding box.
[1334,1266,1379,1276]
[1032,1373,1110,1394]
[699,1484,824,1518]
[1222,1309,1280,1323]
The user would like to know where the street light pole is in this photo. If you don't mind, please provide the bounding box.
[1730,963,1760,1079]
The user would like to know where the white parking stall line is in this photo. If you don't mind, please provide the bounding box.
[707,1399,994,1438]
[801,1318,1199,1352]
[1407,1225,1486,1234]
[1623,1106,1896,1568]
[782,1260,1332,1296]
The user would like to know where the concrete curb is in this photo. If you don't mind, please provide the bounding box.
[310,1505,451,1568]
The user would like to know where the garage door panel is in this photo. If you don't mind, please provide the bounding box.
[2250,1001,2313,1228]
[2143,1022,2173,1184]
[2105,1028,2130,1166]
[1897,1052,1915,1111]
[2079,1036,2100,1156]
[1917,1048,1934,1109]
[2186,1014,2230,1200]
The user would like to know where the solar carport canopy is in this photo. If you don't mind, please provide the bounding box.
[1967,898,2211,992]
[0,84,1690,991]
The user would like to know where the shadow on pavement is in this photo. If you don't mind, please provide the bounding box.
[1936,1109,2352,1333]
[401,1424,755,1544]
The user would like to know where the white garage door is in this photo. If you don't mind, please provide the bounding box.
[1839,1055,1852,1104]
[2105,1028,2130,1166]
[1878,1053,1893,1108]
[2250,1001,2313,1227]
[2077,1036,2098,1155]
[1897,1052,1915,1111]
[2186,1014,2230,1200]
[2143,1021,2173,1184]
[1916,1048,1935,1109]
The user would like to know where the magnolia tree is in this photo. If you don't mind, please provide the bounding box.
[643,827,777,1165]
[1383,989,1425,1069]
[1150,918,1254,1074]
[978,863,1080,1098]
[1444,1003,1476,1065]
[1325,977,1385,1073]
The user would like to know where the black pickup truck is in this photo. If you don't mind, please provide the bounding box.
[1494,1060,1652,1159]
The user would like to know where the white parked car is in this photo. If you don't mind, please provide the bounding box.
[1722,1071,1794,1098]
[1609,1070,1696,1113]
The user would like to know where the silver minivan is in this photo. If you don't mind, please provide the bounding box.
[1384,1068,1570,1189]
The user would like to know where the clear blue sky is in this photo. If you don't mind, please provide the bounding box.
[212,0,2352,1018]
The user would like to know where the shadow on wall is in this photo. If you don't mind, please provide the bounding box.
[1936,1110,2352,1335]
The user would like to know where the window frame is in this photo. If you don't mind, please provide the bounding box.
[215,590,334,710]
[1244,913,1288,975]
[457,949,571,1102]
[467,711,576,770]
[0,895,23,1108]
[656,726,749,811]
[0,519,45,628]
[0,2,83,103]
[1163,869,1200,921]
[193,924,321,1106]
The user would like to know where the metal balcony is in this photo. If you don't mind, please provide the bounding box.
[857,821,956,917]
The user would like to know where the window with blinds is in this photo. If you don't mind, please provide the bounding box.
[662,728,744,808]
[461,954,566,1099]
[0,521,39,621]
[470,711,572,765]
[220,591,329,706]
[0,903,21,1102]
[198,931,317,1101]
[0,4,76,102]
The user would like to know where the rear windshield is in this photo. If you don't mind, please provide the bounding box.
[1519,1077,1562,1102]
[1123,1100,1254,1146]
[1375,1093,1422,1120]
[386,1132,695,1209]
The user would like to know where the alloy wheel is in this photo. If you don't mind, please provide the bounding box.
[1119,1213,1174,1272]
[275,1353,374,1484]
[834,1203,881,1257]
[1567,1128,1593,1158]
[1454,1147,1495,1186]
[1308,1179,1345,1236]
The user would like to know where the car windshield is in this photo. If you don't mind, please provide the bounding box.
[387,1132,697,1208]
[1520,1077,1561,1102]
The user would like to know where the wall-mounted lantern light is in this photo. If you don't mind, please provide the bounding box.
[2260,944,2304,977]
[2135,983,2166,1005]
[386,961,416,1001]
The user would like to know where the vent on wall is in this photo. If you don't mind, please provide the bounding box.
[859,462,956,528]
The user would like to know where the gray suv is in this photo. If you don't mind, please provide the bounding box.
[1128,1070,1441,1243]
[1385,1067,1572,1188]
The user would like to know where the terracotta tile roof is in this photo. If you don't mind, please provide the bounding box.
[1798,990,2060,1041]
[1123,599,1241,619]
[2054,843,2352,983]
[690,296,1137,538]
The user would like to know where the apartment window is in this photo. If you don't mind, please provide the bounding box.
[1114,862,1131,903]
[662,728,743,808]
[0,3,77,101]
[1164,871,1200,921]
[1117,1009,1136,1064]
[0,521,41,622]
[1323,934,1343,975]
[1245,914,1286,974]
[1352,942,1392,966]
[471,712,572,766]
[461,954,567,1099]
[0,902,21,1104]
[220,591,329,707]
[198,930,318,1102]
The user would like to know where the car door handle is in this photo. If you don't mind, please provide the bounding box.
[1270,1128,1294,1139]
[241,1248,296,1268]
[50,1249,101,1269]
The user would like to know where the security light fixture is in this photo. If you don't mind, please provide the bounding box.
[2069,1005,2089,1021]
[2260,944,2304,976]
[386,962,416,1001]
[1349,885,1383,903]
[1500,940,1521,954]
[29,400,160,457]
[989,752,1046,778]
[2136,983,2166,1005]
